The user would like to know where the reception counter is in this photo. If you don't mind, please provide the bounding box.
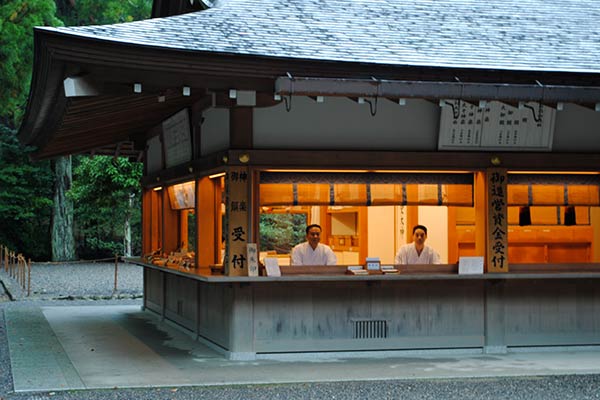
[129,259,600,360]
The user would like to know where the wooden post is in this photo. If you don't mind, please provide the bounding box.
[18,254,23,289]
[114,254,119,293]
[27,258,31,297]
[21,256,25,290]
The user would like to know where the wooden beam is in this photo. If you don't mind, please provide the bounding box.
[226,149,600,171]
[229,107,253,149]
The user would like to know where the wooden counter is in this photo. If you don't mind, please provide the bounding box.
[128,258,600,282]
[128,259,600,360]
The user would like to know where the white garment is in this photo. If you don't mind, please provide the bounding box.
[291,242,337,266]
[395,242,441,264]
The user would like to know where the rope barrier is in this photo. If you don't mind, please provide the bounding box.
[1,245,128,298]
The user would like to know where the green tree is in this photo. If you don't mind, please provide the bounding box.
[0,0,62,128]
[0,1,60,259]
[0,0,151,261]
[56,0,151,25]
[69,156,143,258]
[0,125,53,259]
[48,0,152,261]
[259,213,307,253]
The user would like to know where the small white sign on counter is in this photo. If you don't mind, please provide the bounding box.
[247,243,259,277]
[365,257,381,271]
[458,256,484,275]
[264,257,281,277]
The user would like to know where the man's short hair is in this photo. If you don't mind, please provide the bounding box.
[413,224,428,235]
[306,224,322,234]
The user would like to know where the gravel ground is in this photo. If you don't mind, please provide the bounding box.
[0,261,143,301]
[2,263,600,399]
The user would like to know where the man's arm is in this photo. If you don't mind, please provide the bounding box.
[431,248,441,264]
[325,247,337,265]
[395,246,406,264]
[291,245,302,265]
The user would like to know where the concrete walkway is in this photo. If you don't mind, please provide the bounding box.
[5,305,600,393]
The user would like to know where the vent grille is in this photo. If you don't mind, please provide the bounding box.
[352,319,388,339]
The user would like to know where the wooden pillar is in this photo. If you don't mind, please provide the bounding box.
[358,206,369,264]
[224,166,250,276]
[224,105,253,275]
[474,171,487,257]
[447,207,458,263]
[484,280,507,353]
[179,210,189,251]
[406,185,419,243]
[162,188,179,254]
[196,176,219,267]
[486,168,509,272]
[229,107,253,149]
[142,189,152,255]
[142,189,162,255]
[227,283,255,359]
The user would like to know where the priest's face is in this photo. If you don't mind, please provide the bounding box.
[413,228,427,249]
[306,226,322,249]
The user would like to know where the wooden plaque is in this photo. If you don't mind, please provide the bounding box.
[487,168,508,272]
[224,166,250,276]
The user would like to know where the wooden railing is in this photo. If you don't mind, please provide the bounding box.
[1,244,31,296]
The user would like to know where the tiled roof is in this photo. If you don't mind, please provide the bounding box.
[41,0,600,73]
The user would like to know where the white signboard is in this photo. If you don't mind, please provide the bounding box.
[162,109,192,168]
[458,256,484,275]
[264,257,281,277]
[439,100,555,151]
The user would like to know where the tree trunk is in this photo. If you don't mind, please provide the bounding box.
[51,156,76,261]
[123,193,133,257]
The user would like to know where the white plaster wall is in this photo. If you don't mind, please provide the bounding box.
[146,135,162,174]
[201,108,230,156]
[253,96,440,150]
[552,104,600,152]
[254,97,600,153]
[418,206,448,263]
[367,206,397,264]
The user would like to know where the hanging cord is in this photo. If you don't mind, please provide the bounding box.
[363,97,378,116]
[283,72,293,112]
[363,77,379,116]
[523,80,544,123]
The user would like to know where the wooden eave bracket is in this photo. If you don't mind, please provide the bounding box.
[63,76,101,97]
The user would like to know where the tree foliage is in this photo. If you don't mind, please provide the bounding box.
[0,0,151,260]
[259,213,307,254]
[56,0,151,25]
[69,156,143,258]
[0,125,53,259]
[0,0,63,128]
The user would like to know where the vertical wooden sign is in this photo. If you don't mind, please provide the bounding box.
[487,168,509,272]
[224,166,250,276]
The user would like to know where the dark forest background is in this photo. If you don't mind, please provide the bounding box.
[0,0,152,260]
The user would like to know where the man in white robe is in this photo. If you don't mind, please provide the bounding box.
[395,224,441,264]
[291,224,337,266]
